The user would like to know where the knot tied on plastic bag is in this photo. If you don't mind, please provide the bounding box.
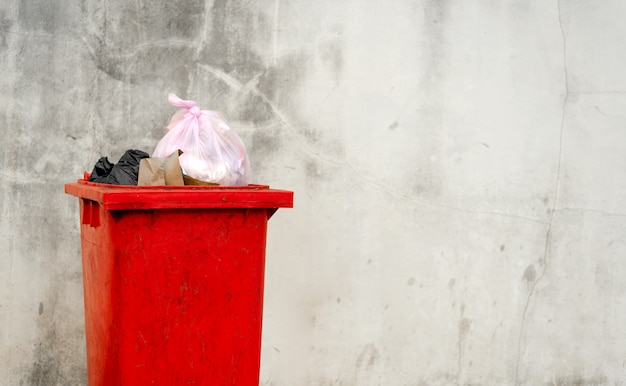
[189,106,201,118]
[168,93,203,119]
[153,93,251,186]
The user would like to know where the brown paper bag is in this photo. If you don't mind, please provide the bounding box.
[138,150,185,186]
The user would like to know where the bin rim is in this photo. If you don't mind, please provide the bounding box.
[65,177,294,210]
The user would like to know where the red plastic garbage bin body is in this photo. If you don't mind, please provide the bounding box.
[65,179,293,386]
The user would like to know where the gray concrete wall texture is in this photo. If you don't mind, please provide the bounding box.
[1,0,625,385]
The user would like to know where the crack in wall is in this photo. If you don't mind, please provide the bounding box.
[82,36,196,62]
[272,0,280,65]
[571,91,626,95]
[195,0,213,59]
[514,1,569,384]
[556,207,626,218]
[456,304,471,385]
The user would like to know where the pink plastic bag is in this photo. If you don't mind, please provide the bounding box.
[153,93,250,186]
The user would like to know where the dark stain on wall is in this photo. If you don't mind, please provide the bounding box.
[257,51,310,111]
[28,327,61,385]
[80,1,205,85]
[355,343,380,371]
[421,0,449,88]
[522,264,536,284]
[138,0,205,40]
[131,45,194,88]
[248,123,283,175]
[303,158,342,191]
[27,286,86,385]
[304,159,322,181]
[29,288,62,385]
[240,92,275,124]
[317,30,345,81]
[251,124,282,155]
[550,375,609,386]
[18,0,60,33]
[0,10,13,48]
[85,35,128,82]
[201,0,265,83]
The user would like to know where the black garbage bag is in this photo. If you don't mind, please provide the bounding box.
[89,157,114,181]
[88,149,150,185]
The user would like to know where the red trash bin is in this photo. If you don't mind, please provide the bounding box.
[65,177,293,386]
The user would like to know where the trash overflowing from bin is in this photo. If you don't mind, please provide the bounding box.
[87,93,251,186]
[88,149,149,185]
[66,92,292,385]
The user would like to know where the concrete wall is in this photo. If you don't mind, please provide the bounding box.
[1,1,626,385]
